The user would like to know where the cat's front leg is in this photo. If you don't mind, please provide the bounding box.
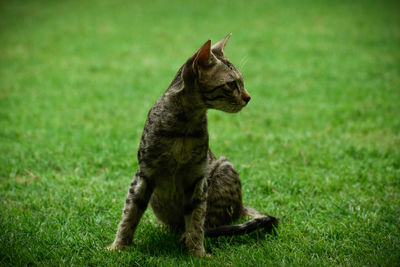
[183,177,208,257]
[109,171,154,250]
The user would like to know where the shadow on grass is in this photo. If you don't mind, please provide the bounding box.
[121,223,278,258]
[127,230,187,258]
[206,227,278,252]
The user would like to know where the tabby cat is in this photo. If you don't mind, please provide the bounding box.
[109,34,278,257]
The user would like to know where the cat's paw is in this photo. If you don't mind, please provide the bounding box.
[106,242,125,251]
[181,231,208,257]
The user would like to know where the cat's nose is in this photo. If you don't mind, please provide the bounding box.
[242,90,251,104]
[243,95,251,103]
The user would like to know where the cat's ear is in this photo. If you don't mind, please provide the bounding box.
[211,33,232,58]
[194,40,215,68]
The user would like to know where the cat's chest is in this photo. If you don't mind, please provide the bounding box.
[170,136,207,164]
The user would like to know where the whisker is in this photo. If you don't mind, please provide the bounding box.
[239,57,248,70]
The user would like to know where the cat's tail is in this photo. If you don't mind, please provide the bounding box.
[204,205,279,238]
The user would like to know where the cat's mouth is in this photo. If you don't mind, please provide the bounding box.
[224,103,247,113]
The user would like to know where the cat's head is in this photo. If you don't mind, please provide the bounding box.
[183,34,251,113]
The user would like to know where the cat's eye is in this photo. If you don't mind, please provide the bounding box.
[227,81,238,90]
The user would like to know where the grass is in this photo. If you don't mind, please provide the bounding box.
[1,0,399,265]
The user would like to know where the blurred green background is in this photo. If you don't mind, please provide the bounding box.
[1,0,399,266]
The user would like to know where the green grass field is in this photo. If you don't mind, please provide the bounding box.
[1,0,399,266]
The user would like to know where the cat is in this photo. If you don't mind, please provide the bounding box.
[108,33,278,257]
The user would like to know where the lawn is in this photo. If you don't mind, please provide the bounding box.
[1,0,399,266]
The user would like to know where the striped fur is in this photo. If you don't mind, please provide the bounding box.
[109,34,278,257]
